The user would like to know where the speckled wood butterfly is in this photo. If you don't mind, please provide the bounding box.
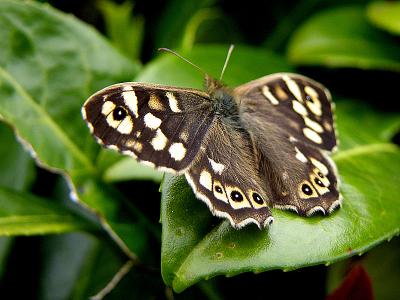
[82,47,341,229]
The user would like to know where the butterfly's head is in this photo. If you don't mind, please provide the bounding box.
[204,74,225,95]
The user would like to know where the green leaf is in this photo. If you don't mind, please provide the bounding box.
[0,187,93,235]
[287,6,400,71]
[97,0,144,60]
[0,122,35,190]
[367,1,400,36]
[335,101,400,151]
[103,157,163,183]
[0,1,147,258]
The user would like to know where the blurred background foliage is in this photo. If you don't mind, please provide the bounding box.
[0,0,399,299]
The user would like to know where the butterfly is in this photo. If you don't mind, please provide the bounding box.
[82,47,342,229]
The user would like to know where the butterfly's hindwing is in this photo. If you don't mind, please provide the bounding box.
[82,83,214,172]
[185,120,273,229]
[235,73,337,151]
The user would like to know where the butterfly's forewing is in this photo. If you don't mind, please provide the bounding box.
[185,120,273,228]
[82,83,214,172]
[235,73,337,152]
[236,73,341,215]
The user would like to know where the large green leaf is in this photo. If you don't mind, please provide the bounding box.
[367,1,400,36]
[0,187,93,235]
[287,6,400,71]
[0,1,147,258]
[148,46,400,291]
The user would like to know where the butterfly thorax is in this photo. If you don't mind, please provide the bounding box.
[206,76,240,126]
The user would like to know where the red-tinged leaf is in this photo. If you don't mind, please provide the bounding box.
[326,265,374,300]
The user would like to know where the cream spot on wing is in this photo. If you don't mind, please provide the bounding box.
[262,86,279,105]
[213,180,228,203]
[122,149,137,158]
[208,158,225,175]
[133,142,143,152]
[307,101,322,116]
[106,113,122,129]
[106,145,119,151]
[125,139,136,147]
[122,91,138,117]
[274,84,288,100]
[166,92,182,112]
[313,167,330,187]
[144,113,162,130]
[304,85,318,99]
[148,94,165,111]
[169,143,186,161]
[310,173,330,195]
[304,116,324,133]
[225,185,251,209]
[294,147,308,163]
[87,123,94,133]
[323,120,333,132]
[151,129,168,150]
[292,100,308,116]
[303,127,322,144]
[304,86,322,116]
[310,158,329,175]
[117,117,133,134]
[122,85,133,91]
[283,75,302,102]
[248,190,267,208]
[298,180,318,199]
[102,101,115,116]
[199,170,212,191]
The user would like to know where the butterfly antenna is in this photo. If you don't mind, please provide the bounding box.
[158,48,206,76]
[219,44,234,81]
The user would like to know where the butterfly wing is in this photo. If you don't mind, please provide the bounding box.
[82,83,214,172]
[185,119,274,229]
[236,73,341,215]
[235,73,337,151]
